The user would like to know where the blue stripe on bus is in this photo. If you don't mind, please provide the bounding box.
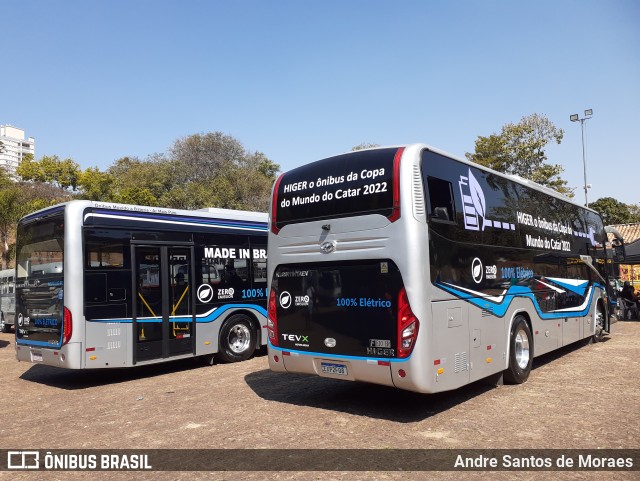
[545,278,589,297]
[436,282,602,319]
[267,339,412,363]
[21,205,66,223]
[91,209,268,231]
[16,339,62,348]
[87,303,268,324]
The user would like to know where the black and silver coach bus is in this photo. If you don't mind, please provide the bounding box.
[266,144,622,393]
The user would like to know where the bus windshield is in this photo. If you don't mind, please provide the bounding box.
[15,212,64,346]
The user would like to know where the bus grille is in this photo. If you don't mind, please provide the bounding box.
[413,165,425,216]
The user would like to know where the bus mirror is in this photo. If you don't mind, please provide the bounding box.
[580,255,593,268]
[613,244,626,263]
[605,226,625,262]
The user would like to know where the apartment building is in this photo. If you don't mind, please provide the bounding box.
[0,125,35,177]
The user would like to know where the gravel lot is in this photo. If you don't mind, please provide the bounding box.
[1,320,638,481]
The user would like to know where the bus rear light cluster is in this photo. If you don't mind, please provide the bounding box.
[62,307,73,346]
[397,288,419,358]
[267,288,279,346]
[387,147,405,223]
[270,174,285,234]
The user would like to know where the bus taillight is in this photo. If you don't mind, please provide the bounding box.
[270,173,285,235]
[267,288,279,346]
[397,287,419,358]
[62,307,73,346]
[387,147,405,223]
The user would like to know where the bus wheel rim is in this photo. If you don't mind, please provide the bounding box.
[595,307,604,336]
[515,329,530,370]
[228,324,251,354]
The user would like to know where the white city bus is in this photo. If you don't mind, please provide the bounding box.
[266,144,616,393]
[15,200,268,369]
[0,268,16,333]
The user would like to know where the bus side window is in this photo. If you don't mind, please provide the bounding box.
[85,238,125,268]
[427,176,456,223]
[220,260,248,288]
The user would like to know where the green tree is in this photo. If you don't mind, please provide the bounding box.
[77,167,115,201]
[17,154,81,190]
[15,132,279,216]
[589,197,640,225]
[0,167,12,188]
[169,132,246,184]
[0,181,69,268]
[167,132,279,211]
[107,156,173,206]
[627,203,640,223]
[0,187,26,268]
[466,114,571,196]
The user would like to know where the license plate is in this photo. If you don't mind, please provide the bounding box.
[320,362,348,376]
[31,351,43,362]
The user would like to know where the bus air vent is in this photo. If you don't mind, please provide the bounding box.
[412,165,425,216]
[454,351,468,373]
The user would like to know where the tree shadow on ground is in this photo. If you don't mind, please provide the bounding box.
[0,340,9,349]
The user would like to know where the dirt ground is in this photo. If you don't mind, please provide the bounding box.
[0,320,639,481]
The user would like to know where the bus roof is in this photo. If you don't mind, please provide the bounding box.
[319,143,599,215]
[19,200,268,224]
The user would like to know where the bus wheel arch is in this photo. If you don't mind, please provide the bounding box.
[216,311,259,363]
[504,312,534,384]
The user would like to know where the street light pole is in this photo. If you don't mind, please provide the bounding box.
[570,109,593,207]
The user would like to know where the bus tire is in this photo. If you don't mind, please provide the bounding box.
[217,314,257,363]
[504,315,533,384]
[592,302,605,343]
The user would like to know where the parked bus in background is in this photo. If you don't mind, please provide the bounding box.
[15,200,268,369]
[0,268,16,333]
[266,144,619,394]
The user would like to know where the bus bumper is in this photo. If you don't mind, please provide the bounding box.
[15,342,83,369]
[268,345,398,388]
[268,344,442,393]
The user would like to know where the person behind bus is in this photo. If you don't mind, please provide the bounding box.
[620,281,639,319]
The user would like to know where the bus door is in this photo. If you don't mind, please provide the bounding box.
[133,245,195,363]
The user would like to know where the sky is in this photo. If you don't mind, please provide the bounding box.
[2,0,639,205]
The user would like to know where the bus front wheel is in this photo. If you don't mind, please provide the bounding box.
[217,314,257,363]
[504,315,533,384]
[592,303,605,343]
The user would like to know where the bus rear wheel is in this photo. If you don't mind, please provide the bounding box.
[504,315,533,384]
[217,314,257,363]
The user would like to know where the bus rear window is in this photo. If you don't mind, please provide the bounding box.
[274,148,400,230]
